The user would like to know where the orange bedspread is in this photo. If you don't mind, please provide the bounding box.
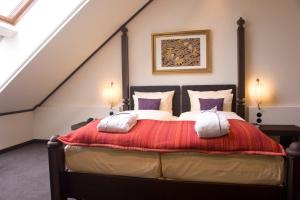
[58,119,285,156]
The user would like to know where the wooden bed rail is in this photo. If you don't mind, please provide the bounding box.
[286,142,300,200]
[48,136,66,200]
[47,135,300,200]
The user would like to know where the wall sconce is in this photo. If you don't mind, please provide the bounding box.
[254,78,264,125]
[103,82,119,115]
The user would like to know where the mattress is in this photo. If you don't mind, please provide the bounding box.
[161,152,284,186]
[65,145,284,186]
[65,145,161,178]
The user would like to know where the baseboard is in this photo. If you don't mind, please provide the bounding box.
[0,139,48,154]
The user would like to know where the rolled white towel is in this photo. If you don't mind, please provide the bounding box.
[97,112,138,133]
[194,110,230,138]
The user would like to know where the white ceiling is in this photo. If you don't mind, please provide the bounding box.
[0,0,148,113]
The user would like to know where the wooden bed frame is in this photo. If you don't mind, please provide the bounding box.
[48,18,300,200]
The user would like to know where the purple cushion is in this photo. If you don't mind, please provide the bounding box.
[138,98,161,110]
[199,98,224,111]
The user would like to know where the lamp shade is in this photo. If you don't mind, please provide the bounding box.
[254,78,264,104]
[103,82,119,108]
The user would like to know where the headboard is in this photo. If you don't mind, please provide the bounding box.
[130,86,181,116]
[181,85,237,113]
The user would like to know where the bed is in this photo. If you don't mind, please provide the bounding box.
[48,85,300,200]
[63,85,283,185]
[47,18,300,200]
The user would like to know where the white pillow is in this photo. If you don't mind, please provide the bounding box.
[118,110,177,121]
[133,91,175,114]
[178,111,244,121]
[188,89,233,112]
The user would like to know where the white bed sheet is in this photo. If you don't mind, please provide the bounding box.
[178,111,244,121]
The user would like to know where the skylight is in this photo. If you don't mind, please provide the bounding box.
[0,0,34,25]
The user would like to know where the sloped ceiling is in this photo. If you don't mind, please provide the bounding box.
[0,0,148,113]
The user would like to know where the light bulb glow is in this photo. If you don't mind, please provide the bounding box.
[103,82,119,108]
[254,78,264,104]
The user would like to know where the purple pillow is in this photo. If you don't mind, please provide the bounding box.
[199,98,224,111]
[138,98,161,110]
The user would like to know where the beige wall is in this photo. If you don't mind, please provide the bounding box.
[127,0,300,125]
[33,0,300,139]
[0,112,33,150]
[128,0,300,106]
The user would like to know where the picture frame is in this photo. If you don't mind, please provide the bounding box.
[152,30,210,74]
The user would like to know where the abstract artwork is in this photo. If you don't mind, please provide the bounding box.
[152,30,210,73]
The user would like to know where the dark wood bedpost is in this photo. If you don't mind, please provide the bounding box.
[237,17,246,119]
[48,136,66,200]
[121,26,130,111]
[286,142,300,200]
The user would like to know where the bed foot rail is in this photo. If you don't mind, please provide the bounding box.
[286,142,300,200]
[48,136,66,200]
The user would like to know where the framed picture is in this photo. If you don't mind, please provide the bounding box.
[152,30,210,73]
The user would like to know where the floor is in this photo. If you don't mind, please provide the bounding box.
[0,143,51,200]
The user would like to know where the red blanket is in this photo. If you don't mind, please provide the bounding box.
[58,119,285,156]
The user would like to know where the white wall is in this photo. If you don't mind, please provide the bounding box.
[128,0,300,125]
[33,0,300,139]
[0,112,33,150]
[129,0,238,86]
[128,0,300,103]
[33,35,122,139]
